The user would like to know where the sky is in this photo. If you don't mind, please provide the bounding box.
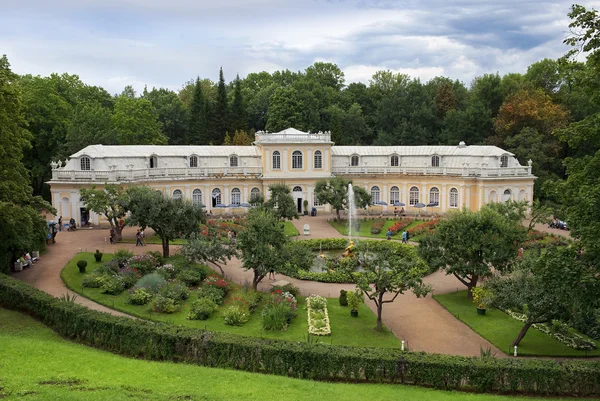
[1,0,599,94]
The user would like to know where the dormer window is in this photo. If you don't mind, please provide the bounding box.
[80,156,91,171]
[229,155,238,167]
[350,155,359,167]
[390,155,399,167]
[500,155,509,168]
[149,155,158,169]
[189,155,198,168]
[431,155,440,167]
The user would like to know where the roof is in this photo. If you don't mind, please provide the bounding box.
[71,145,259,158]
[331,145,513,157]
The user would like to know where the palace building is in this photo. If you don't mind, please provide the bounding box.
[48,128,535,227]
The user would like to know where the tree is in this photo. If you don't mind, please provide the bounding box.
[142,87,188,145]
[0,55,54,272]
[64,102,113,155]
[236,208,288,290]
[126,186,205,257]
[488,247,599,347]
[355,244,431,330]
[305,62,345,91]
[212,67,230,143]
[188,78,209,144]
[180,226,238,276]
[527,200,553,232]
[231,130,253,146]
[265,183,298,221]
[266,86,303,132]
[419,208,525,298]
[111,96,167,145]
[230,74,247,132]
[314,177,370,222]
[79,184,129,241]
[483,200,528,224]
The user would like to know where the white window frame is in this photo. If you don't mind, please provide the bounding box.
[313,193,323,206]
[229,155,238,167]
[292,150,303,169]
[431,155,440,167]
[350,155,359,167]
[390,155,399,167]
[409,186,420,206]
[149,155,158,169]
[80,156,91,171]
[390,186,400,204]
[429,187,440,204]
[449,188,459,208]
[189,155,198,168]
[371,186,380,204]
[212,188,222,205]
[272,150,281,170]
[172,189,183,200]
[192,189,203,206]
[503,189,512,202]
[231,188,241,205]
[500,155,509,168]
[314,150,322,169]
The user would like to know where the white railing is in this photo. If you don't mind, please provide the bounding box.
[332,165,532,177]
[51,166,263,182]
[255,132,332,143]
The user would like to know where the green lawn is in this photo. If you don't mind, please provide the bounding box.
[434,290,600,357]
[0,308,572,401]
[62,252,399,348]
[329,219,423,239]
[283,221,299,236]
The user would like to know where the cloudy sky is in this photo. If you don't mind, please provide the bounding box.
[2,0,599,94]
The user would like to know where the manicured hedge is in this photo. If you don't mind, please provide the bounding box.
[1,274,599,396]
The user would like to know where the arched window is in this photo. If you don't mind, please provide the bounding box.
[292,150,303,169]
[429,187,439,205]
[292,186,303,192]
[172,189,183,200]
[390,186,400,204]
[431,155,440,167]
[449,188,459,208]
[80,156,91,171]
[314,150,322,169]
[189,155,198,168]
[371,186,380,204]
[272,150,281,170]
[489,190,498,203]
[212,188,222,207]
[192,189,203,206]
[231,188,241,205]
[390,155,399,167]
[500,155,508,168]
[149,155,158,169]
[250,187,261,203]
[350,155,359,166]
[409,186,420,206]
[518,189,527,201]
[503,189,512,202]
[229,155,238,167]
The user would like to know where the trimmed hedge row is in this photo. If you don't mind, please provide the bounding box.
[1,274,599,396]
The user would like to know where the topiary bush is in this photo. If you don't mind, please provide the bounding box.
[339,289,348,306]
[127,288,153,305]
[77,260,87,273]
[187,298,217,320]
[135,273,166,294]
[93,250,103,262]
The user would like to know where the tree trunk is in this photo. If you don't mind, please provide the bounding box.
[467,275,479,299]
[376,293,384,331]
[162,238,170,257]
[252,270,263,291]
[336,209,341,223]
[512,321,533,347]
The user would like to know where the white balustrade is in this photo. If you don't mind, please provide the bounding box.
[332,165,531,177]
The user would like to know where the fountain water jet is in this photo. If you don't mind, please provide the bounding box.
[348,183,357,243]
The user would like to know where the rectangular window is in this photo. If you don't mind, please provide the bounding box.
[313,193,323,206]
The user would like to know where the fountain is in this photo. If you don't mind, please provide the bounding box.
[348,183,357,242]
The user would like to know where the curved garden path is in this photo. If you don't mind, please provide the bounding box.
[10,214,572,358]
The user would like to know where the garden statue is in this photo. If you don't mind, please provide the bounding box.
[342,241,355,257]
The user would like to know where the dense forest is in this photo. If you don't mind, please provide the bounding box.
[4,5,600,209]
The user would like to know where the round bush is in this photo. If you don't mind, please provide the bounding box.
[135,273,166,294]
[77,260,87,273]
[126,254,158,275]
[82,274,106,288]
[159,280,189,301]
[100,275,125,295]
[197,285,226,305]
[223,305,250,326]
[187,297,217,320]
[339,289,348,306]
[177,268,206,287]
[152,295,176,313]
[128,288,153,305]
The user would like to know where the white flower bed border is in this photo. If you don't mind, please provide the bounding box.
[307,295,331,336]
[505,309,596,351]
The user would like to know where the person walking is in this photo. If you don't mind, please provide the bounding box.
[58,216,62,231]
[140,228,146,246]
[135,229,143,246]
[109,228,115,244]
[386,229,392,240]
[406,230,410,242]
[402,230,407,244]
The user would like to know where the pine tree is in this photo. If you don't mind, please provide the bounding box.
[212,67,230,144]
[223,132,232,145]
[188,78,208,144]
[231,74,247,132]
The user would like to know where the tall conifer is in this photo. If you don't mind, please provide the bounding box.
[188,77,208,144]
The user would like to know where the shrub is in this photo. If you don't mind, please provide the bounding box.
[197,285,227,305]
[223,305,250,326]
[1,275,599,397]
[339,290,348,306]
[77,260,88,273]
[135,273,166,294]
[93,250,103,262]
[370,219,386,234]
[119,267,142,289]
[169,254,190,272]
[262,301,292,331]
[347,289,363,311]
[102,260,120,274]
[156,264,177,280]
[82,274,106,288]
[159,280,189,301]
[263,290,297,326]
[100,275,125,295]
[127,288,153,305]
[187,298,217,320]
[113,249,134,267]
[238,287,263,312]
[145,250,164,266]
[203,274,230,295]
[152,295,177,313]
[271,283,300,298]
[126,254,158,275]
[177,268,206,287]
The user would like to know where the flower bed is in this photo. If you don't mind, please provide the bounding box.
[370,219,386,234]
[505,309,596,351]
[307,295,331,336]
[407,220,439,237]
[389,218,412,235]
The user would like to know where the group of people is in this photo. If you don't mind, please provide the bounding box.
[57,216,77,232]
[385,229,411,243]
[393,207,406,217]
[135,229,146,246]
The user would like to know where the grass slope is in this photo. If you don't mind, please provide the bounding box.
[434,290,600,357]
[329,219,423,239]
[0,308,572,401]
[62,252,399,348]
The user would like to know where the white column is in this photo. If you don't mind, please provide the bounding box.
[70,191,79,226]
[460,185,465,208]
[421,183,427,204]
[383,184,388,204]
[478,185,484,209]
[465,185,471,210]
[185,184,191,200]
[441,184,447,213]
[224,184,230,205]
[243,184,249,204]
[308,184,314,208]
[204,184,210,211]
[403,183,408,206]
